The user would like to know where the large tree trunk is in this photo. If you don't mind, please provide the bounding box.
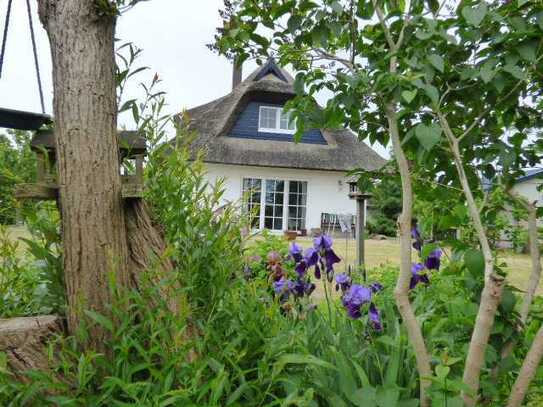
[38,1,129,350]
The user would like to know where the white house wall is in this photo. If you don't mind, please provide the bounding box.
[511,179,542,226]
[203,163,358,230]
[512,180,542,207]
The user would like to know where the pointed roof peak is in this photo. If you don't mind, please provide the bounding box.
[245,57,293,84]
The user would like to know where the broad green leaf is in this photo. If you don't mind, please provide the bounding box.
[480,59,497,83]
[415,30,432,40]
[464,249,485,276]
[424,84,439,106]
[518,42,537,62]
[462,3,487,27]
[415,123,441,151]
[428,54,444,73]
[352,387,376,406]
[401,90,417,103]
[503,64,525,80]
[435,364,450,380]
[376,386,399,407]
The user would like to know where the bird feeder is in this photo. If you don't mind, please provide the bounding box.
[348,179,372,280]
[15,129,147,201]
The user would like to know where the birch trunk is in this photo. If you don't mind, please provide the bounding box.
[38,0,129,350]
[506,325,543,407]
[438,114,505,406]
[386,103,432,407]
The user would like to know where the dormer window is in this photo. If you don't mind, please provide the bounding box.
[258,106,295,134]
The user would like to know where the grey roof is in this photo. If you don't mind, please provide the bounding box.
[177,60,386,172]
[517,168,543,183]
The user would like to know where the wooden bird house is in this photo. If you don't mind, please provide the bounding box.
[16,130,147,201]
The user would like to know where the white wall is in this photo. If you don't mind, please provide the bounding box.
[512,180,542,207]
[204,163,357,230]
[511,179,542,227]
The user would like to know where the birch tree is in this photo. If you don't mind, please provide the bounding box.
[214,0,543,404]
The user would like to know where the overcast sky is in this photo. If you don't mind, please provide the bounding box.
[0,0,389,157]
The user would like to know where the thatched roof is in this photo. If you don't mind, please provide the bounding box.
[178,60,386,172]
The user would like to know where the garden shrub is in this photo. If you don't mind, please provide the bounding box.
[0,203,63,318]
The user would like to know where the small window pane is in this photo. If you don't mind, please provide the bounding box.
[265,217,274,229]
[260,107,277,129]
[280,110,295,131]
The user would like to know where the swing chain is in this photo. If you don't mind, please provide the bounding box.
[0,0,45,114]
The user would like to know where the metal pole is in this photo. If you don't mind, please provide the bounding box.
[356,197,366,281]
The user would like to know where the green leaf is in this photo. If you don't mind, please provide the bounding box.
[500,287,517,313]
[424,84,439,106]
[462,3,487,27]
[435,365,450,380]
[376,386,399,407]
[464,249,485,276]
[503,64,526,80]
[84,310,113,332]
[415,123,441,151]
[401,89,417,103]
[415,30,432,40]
[518,42,537,62]
[428,54,444,73]
[352,387,376,406]
[273,354,337,377]
[480,60,497,83]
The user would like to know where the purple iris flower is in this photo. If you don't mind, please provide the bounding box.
[304,247,319,267]
[289,242,304,263]
[324,249,341,274]
[335,272,352,292]
[314,235,333,251]
[343,284,372,307]
[292,279,315,298]
[410,263,430,289]
[342,284,371,320]
[412,225,423,252]
[274,277,289,294]
[370,282,384,293]
[369,303,382,331]
[425,249,442,270]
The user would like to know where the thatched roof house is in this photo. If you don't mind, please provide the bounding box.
[184,59,385,172]
[178,59,386,234]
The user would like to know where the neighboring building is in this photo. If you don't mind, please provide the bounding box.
[512,168,543,207]
[511,168,543,227]
[179,59,386,234]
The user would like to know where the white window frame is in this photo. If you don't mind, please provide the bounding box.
[241,176,308,232]
[258,106,296,134]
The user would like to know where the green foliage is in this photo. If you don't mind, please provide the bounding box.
[145,130,245,318]
[0,204,64,318]
[0,131,36,225]
[245,230,291,278]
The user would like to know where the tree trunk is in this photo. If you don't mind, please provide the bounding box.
[507,324,543,407]
[38,0,129,350]
[386,103,432,407]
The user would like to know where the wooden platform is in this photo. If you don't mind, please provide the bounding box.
[15,182,143,200]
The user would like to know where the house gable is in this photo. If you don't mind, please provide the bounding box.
[228,101,327,145]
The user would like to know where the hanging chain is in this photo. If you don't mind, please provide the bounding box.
[0,0,13,79]
[26,0,45,114]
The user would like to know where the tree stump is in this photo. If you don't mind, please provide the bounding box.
[0,315,64,380]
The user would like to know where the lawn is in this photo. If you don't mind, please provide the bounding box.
[294,236,542,299]
[5,226,541,297]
